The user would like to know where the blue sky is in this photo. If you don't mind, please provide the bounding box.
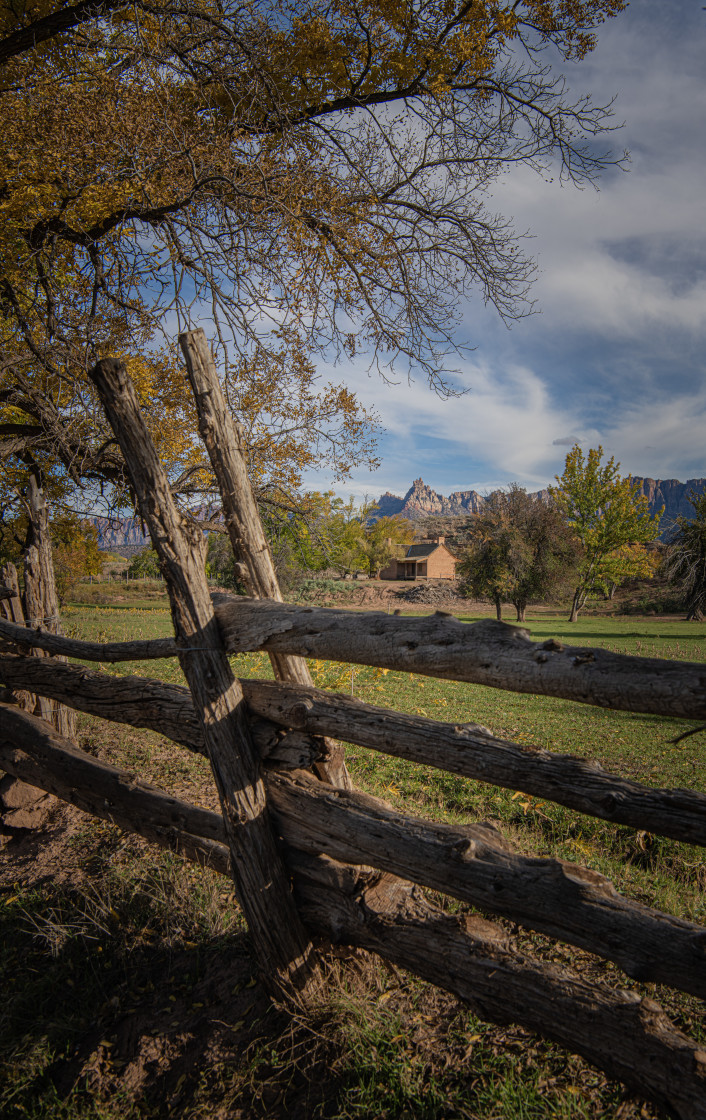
[304,1,706,501]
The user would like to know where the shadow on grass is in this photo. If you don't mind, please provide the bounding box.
[0,806,666,1120]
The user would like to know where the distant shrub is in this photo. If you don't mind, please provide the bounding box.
[293,579,358,603]
[619,592,685,616]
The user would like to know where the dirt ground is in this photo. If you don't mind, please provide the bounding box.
[0,781,662,1120]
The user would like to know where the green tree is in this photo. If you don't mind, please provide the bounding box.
[458,512,514,620]
[50,514,103,602]
[302,495,368,579]
[0,498,103,604]
[664,491,706,621]
[362,516,415,579]
[458,485,580,621]
[550,445,661,622]
[592,542,659,600]
[269,495,413,581]
[127,547,162,580]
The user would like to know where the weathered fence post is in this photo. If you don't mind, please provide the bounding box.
[89,357,324,1007]
[179,328,351,789]
[1,562,34,712]
[22,477,77,741]
[0,550,65,835]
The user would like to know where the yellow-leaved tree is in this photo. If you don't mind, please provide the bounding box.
[0,1,628,537]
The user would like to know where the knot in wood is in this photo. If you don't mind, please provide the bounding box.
[639,998,663,1015]
[541,639,564,652]
[285,701,313,728]
[451,837,477,861]
[572,651,596,666]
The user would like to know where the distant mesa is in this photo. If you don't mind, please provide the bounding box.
[92,515,150,557]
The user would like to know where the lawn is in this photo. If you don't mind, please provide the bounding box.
[1,601,704,1119]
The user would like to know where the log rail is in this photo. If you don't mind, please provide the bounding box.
[1,598,704,721]
[1,653,705,847]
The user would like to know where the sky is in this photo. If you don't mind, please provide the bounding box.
[303,0,706,503]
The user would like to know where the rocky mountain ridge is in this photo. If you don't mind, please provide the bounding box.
[373,475,706,532]
[92,475,706,552]
[93,515,150,556]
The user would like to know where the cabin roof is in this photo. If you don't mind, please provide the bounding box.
[404,543,439,559]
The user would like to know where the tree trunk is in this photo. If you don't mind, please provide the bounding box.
[515,602,526,622]
[89,356,324,1009]
[494,596,502,620]
[0,563,35,712]
[21,478,76,741]
[569,588,582,623]
[178,328,350,790]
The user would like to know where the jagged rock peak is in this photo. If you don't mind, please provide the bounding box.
[375,478,487,520]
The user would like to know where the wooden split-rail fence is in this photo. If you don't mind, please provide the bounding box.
[0,331,705,1119]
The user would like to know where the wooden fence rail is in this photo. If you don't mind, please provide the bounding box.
[3,698,705,997]
[1,645,706,842]
[1,651,705,847]
[2,597,704,720]
[1,334,705,1119]
[1,703,705,1119]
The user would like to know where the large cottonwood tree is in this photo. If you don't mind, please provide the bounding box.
[0,1,628,505]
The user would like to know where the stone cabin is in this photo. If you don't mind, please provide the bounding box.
[379,535,459,581]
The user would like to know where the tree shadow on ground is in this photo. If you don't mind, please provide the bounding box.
[0,803,664,1120]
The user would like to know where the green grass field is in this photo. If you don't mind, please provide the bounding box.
[1,602,705,1119]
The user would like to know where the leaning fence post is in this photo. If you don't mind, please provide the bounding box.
[89,357,323,1008]
[179,328,351,789]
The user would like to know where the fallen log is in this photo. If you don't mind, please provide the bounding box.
[213,595,706,721]
[0,709,702,1118]
[4,654,705,847]
[266,771,706,1000]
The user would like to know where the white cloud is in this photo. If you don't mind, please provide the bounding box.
[600,390,706,481]
[305,355,602,495]
[302,2,706,499]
